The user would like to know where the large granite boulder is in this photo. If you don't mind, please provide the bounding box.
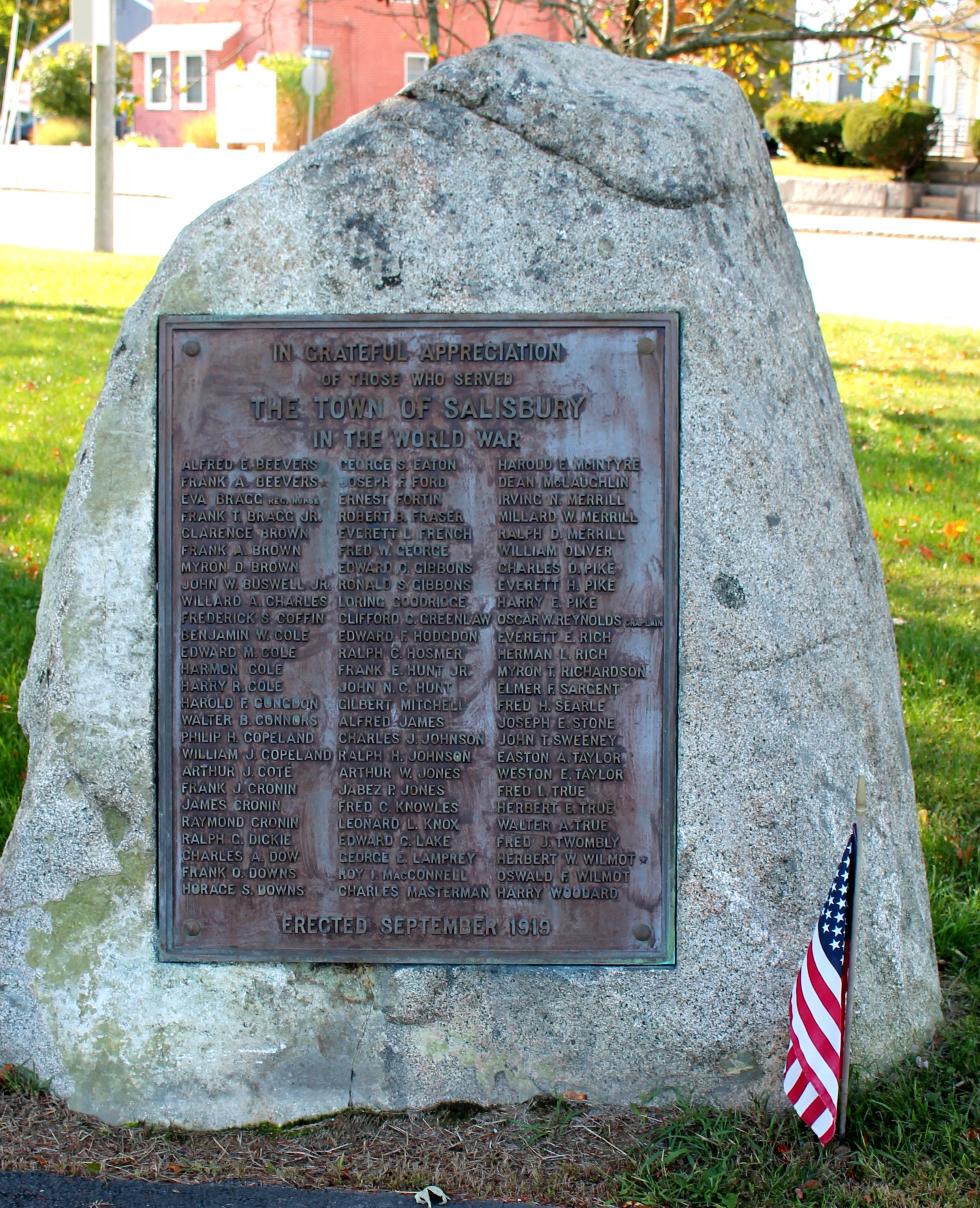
[0,35,939,1128]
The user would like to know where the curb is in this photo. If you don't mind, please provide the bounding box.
[0,1173,547,1208]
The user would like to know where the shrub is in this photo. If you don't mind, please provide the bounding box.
[119,131,159,147]
[971,119,980,161]
[27,42,131,122]
[842,99,939,179]
[260,53,334,150]
[34,116,90,145]
[182,113,218,148]
[764,98,858,165]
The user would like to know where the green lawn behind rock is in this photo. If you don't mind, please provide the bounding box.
[0,247,158,845]
[0,247,977,1207]
[770,157,893,182]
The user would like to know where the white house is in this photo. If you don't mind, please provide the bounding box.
[792,1,980,157]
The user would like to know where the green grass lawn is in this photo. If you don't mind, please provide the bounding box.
[0,248,977,1205]
[770,156,893,182]
[0,247,159,843]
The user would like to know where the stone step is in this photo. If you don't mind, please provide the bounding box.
[910,206,960,219]
[926,165,979,185]
[918,194,960,215]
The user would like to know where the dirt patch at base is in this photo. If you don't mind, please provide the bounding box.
[0,1089,657,1206]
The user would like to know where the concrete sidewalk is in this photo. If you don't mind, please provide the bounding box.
[0,186,976,256]
[786,211,980,241]
[0,1173,543,1208]
[1,169,978,326]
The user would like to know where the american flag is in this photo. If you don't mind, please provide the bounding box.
[783,827,857,1145]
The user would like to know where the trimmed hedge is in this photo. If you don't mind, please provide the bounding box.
[34,117,90,145]
[764,98,858,165]
[842,100,939,178]
[971,119,980,161]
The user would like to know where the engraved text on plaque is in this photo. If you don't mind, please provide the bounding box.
[157,316,678,963]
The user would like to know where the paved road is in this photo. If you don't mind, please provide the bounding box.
[794,229,980,327]
[0,187,978,328]
[0,1173,533,1208]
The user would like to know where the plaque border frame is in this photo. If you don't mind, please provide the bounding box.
[157,313,679,966]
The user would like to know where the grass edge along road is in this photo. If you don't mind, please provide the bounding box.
[0,246,977,1207]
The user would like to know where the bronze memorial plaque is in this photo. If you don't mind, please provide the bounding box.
[157,315,678,963]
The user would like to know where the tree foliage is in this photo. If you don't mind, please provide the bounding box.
[260,52,335,150]
[841,96,939,177]
[26,41,131,120]
[377,0,931,104]
[1,0,69,87]
[764,97,859,163]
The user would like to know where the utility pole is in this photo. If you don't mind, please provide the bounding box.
[92,0,115,252]
[0,0,21,144]
[306,0,314,146]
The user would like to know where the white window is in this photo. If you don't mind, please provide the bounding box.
[146,52,171,109]
[405,53,428,87]
[837,59,863,102]
[179,52,207,109]
[907,42,924,99]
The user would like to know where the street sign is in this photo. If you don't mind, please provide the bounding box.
[303,45,333,61]
[300,62,328,98]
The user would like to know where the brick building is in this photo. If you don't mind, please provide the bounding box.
[127,0,565,146]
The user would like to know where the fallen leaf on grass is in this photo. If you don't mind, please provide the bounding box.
[943,520,967,541]
[918,545,935,560]
[562,1090,588,1102]
[960,553,975,565]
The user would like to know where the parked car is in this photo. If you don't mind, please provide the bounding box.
[10,110,34,142]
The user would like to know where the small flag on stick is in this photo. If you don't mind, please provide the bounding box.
[784,824,858,1146]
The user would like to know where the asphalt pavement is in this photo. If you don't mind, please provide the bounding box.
[0,1174,537,1208]
[0,185,977,327]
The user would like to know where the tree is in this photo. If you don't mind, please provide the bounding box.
[26,41,130,120]
[378,0,932,105]
[540,0,926,100]
[375,0,490,64]
[260,52,335,149]
[1,0,68,88]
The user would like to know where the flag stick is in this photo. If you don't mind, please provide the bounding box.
[837,775,866,1139]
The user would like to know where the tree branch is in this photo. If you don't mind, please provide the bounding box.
[652,17,902,58]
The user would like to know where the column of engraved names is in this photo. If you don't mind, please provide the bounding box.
[494,455,645,925]
[392,452,488,909]
[176,453,325,907]
[334,454,399,901]
[334,452,489,910]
